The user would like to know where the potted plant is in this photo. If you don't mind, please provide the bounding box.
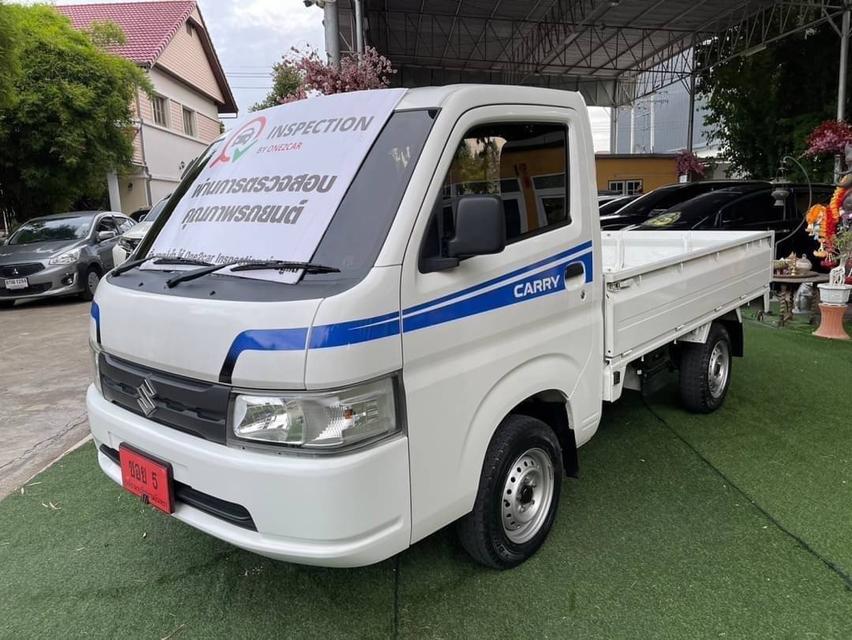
[818,227,852,304]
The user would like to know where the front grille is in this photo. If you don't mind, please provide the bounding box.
[0,282,51,297]
[99,353,230,444]
[0,263,45,278]
[99,445,256,530]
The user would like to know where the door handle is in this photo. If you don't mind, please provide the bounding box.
[564,262,585,289]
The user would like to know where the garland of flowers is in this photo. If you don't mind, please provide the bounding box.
[806,186,845,258]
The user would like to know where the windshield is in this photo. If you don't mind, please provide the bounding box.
[138,108,436,282]
[144,197,169,224]
[8,216,91,244]
[638,191,743,230]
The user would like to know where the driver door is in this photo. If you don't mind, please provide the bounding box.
[93,216,120,269]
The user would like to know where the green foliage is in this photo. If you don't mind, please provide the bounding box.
[0,1,19,110]
[0,5,152,220]
[251,62,302,111]
[84,20,127,49]
[697,21,842,182]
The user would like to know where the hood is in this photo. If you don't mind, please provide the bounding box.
[93,277,322,389]
[0,240,83,263]
[92,266,404,390]
[122,222,152,241]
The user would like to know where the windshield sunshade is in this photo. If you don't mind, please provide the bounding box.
[144,89,407,284]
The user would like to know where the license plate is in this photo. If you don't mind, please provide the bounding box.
[119,444,174,514]
[4,277,27,290]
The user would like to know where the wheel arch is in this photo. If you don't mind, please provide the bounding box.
[716,310,743,357]
[458,355,580,512]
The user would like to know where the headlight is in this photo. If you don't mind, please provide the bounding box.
[231,377,400,450]
[89,339,102,393]
[118,237,138,253]
[49,248,82,265]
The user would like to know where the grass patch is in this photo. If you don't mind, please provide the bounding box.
[2,322,851,639]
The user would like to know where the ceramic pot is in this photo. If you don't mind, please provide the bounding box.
[818,283,852,305]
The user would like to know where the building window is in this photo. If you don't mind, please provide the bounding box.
[182,107,196,137]
[152,95,168,127]
[608,179,643,195]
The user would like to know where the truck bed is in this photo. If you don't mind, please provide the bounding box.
[601,230,773,364]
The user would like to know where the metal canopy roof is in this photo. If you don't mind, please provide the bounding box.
[335,0,847,106]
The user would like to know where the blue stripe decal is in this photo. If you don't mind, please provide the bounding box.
[90,302,101,343]
[309,315,401,349]
[403,251,593,333]
[217,241,594,381]
[404,240,593,315]
[219,327,308,383]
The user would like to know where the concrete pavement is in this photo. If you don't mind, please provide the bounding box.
[0,298,92,497]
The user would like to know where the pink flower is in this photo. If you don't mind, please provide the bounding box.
[804,120,852,157]
[676,149,706,178]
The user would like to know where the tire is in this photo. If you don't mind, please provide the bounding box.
[0,299,15,309]
[456,414,562,569]
[79,267,101,301]
[679,322,732,413]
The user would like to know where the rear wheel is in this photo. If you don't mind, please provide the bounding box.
[457,414,562,569]
[679,323,732,413]
[79,267,101,301]
[0,299,15,309]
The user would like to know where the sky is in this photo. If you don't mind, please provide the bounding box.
[26,0,611,150]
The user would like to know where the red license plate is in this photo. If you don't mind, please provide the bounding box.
[119,444,174,514]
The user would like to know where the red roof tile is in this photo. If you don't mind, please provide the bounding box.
[56,1,196,67]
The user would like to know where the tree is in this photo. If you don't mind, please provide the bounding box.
[696,18,843,181]
[252,46,396,111]
[0,1,18,110]
[0,5,151,221]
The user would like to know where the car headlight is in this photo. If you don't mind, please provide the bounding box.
[89,339,102,393]
[49,248,82,265]
[231,377,400,450]
[118,237,138,253]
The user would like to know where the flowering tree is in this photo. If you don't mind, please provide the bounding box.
[252,46,396,111]
[804,120,852,157]
[675,149,706,179]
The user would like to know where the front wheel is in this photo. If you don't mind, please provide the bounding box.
[679,322,732,413]
[456,414,562,569]
[79,267,101,301]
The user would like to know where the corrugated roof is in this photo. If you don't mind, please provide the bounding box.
[56,1,196,67]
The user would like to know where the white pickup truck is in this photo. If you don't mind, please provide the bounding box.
[87,85,772,569]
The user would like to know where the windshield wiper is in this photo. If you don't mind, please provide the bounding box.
[112,255,213,276]
[166,260,340,288]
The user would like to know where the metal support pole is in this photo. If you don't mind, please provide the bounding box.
[354,0,364,54]
[835,4,850,180]
[649,99,656,153]
[610,107,618,154]
[629,105,635,153]
[323,0,340,66]
[686,71,696,155]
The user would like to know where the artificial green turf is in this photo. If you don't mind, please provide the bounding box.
[2,322,851,639]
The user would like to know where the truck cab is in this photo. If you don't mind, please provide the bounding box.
[87,85,771,569]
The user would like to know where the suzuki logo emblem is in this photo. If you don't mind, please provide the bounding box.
[136,379,157,417]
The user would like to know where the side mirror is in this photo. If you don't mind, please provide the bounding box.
[422,195,506,272]
[97,230,117,242]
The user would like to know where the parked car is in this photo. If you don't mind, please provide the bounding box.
[129,206,151,223]
[113,195,170,265]
[0,211,134,307]
[600,181,767,230]
[635,182,835,259]
[598,194,639,216]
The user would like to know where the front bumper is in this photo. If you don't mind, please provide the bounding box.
[0,263,82,301]
[87,385,411,567]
